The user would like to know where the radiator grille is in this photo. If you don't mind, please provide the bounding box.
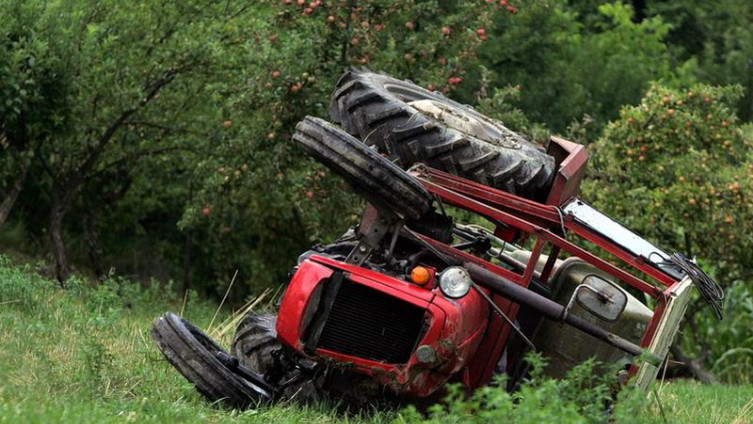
[317,280,425,364]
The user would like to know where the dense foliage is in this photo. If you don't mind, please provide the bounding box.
[1,0,497,296]
[2,0,753,382]
[397,355,622,424]
[584,83,753,382]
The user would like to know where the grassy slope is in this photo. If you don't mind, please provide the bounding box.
[0,257,750,423]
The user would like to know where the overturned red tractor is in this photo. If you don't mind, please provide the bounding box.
[152,70,722,408]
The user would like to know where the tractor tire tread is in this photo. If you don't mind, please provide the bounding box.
[293,116,431,219]
[329,68,555,201]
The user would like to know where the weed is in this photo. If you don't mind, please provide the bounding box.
[396,354,626,424]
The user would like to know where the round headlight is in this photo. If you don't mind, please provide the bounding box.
[439,267,472,298]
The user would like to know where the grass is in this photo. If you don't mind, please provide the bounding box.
[0,255,750,423]
[649,382,753,424]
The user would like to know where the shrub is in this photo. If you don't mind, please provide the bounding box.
[584,83,753,382]
[394,354,640,424]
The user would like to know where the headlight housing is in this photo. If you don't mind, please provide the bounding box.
[439,266,472,298]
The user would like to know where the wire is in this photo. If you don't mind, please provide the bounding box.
[472,283,537,352]
[402,227,460,266]
[551,205,567,236]
[648,251,670,263]
[405,226,538,351]
[667,252,724,321]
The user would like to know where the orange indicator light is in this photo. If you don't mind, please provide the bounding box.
[410,266,431,285]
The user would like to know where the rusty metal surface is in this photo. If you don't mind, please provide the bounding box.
[279,254,491,397]
[634,277,694,390]
[531,258,654,377]
[465,263,661,366]
[545,136,589,206]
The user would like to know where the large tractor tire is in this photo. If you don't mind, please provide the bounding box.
[329,69,555,201]
[231,312,280,373]
[151,312,273,408]
[231,312,321,404]
[293,116,432,220]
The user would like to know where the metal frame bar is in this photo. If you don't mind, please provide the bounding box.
[418,179,666,298]
[414,167,677,289]
[410,164,686,384]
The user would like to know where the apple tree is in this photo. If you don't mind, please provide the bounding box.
[583,83,753,382]
[1,0,287,283]
[179,0,515,296]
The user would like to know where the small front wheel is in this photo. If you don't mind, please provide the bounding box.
[151,312,275,408]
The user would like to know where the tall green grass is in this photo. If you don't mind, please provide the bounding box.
[0,255,750,423]
[0,256,385,423]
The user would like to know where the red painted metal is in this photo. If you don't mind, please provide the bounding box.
[276,260,335,351]
[637,280,683,352]
[538,245,561,284]
[522,237,546,285]
[408,234,530,388]
[416,168,675,290]
[277,135,685,397]
[419,178,665,298]
[628,294,669,377]
[277,255,490,397]
[545,136,590,206]
[416,166,563,227]
[471,300,520,387]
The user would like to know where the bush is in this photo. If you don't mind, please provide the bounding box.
[394,354,643,424]
[585,83,752,277]
[584,83,753,382]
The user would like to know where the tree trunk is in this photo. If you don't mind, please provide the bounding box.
[49,192,71,286]
[182,230,192,292]
[0,167,27,230]
[670,345,718,384]
[84,209,105,280]
[631,0,646,22]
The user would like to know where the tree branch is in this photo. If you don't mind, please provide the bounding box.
[129,120,204,136]
[224,4,252,22]
[87,146,199,181]
[102,176,133,204]
[75,65,186,181]
[670,344,718,384]
[35,139,57,181]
